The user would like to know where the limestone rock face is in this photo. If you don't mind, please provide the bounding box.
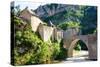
[34,4,68,18]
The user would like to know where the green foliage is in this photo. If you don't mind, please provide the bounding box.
[12,14,52,65]
[42,10,67,25]
[52,42,60,60]
[67,21,80,28]
[94,29,97,34]
[13,15,64,65]
[81,7,97,34]
[58,21,81,30]
[74,44,81,51]
[74,40,88,51]
[54,39,67,60]
[14,16,22,26]
[57,22,68,30]
[40,4,97,35]
[15,31,22,39]
[14,28,66,65]
[15,29,53,65]
[56,49,67,60]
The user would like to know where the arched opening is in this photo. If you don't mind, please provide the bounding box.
[67,39,89,61]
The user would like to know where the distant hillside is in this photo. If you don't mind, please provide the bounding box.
[32,3,97,34]
[33,4,82,25]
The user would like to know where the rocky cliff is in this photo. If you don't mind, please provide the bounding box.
[32,3,97,34]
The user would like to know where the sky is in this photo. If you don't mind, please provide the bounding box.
[14,1,48,10]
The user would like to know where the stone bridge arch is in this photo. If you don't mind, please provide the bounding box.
[67,38,89,57]
[66,34,97,60]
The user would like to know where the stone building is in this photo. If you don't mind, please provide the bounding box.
[19,7,43,32]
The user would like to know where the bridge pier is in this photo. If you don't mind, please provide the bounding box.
[88,34,97,60]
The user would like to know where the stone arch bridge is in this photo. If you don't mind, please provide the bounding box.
[63,32,97,60]
[37,24,97,60]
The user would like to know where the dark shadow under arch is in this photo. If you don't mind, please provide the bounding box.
[74,40,88,50]
[68,39,89,57]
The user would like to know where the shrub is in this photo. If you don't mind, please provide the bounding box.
[13,14,67,65]
[74,44,81,51]
[14,16,22,26]
[13,16,53,65]
[58,21,81,30]
[14,29,53,65]
[54,40,67,60]
[52,42,60,60]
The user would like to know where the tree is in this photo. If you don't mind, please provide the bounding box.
[58,21,81,30]
[14,5,21,16]
[81,6,97,34]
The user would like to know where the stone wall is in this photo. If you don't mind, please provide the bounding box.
[31,16,43,32]
[63,28,78,49]
[38,24,54,42]
[19,8,43,32]
[52,28,63,42]
[88,34,97,60]
[38,25,63,42]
